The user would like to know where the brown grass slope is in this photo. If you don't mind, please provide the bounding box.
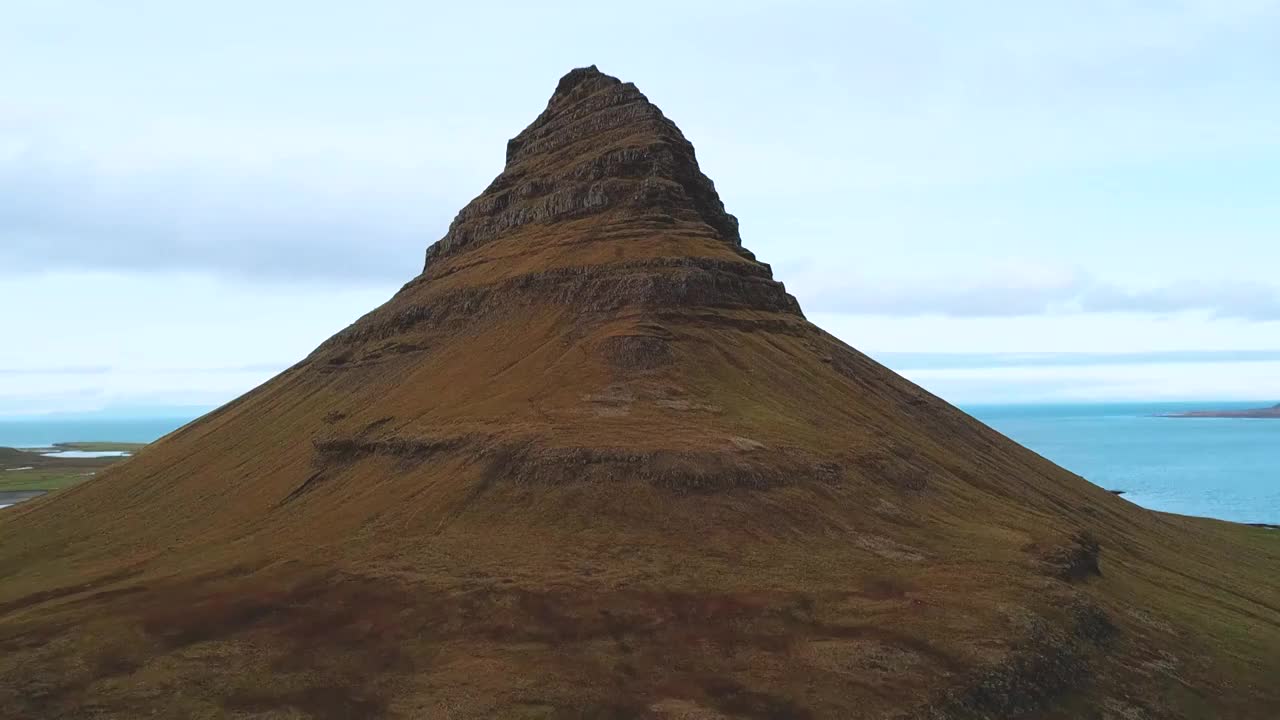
[1,67,1277,720]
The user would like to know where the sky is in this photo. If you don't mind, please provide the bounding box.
[3,0,1280,416]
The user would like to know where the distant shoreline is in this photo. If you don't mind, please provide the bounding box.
[1161,403,1280,419]
[0,442,141,508]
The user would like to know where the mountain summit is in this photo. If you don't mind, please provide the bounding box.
[1,67,1277,719]
[425,65,748,269]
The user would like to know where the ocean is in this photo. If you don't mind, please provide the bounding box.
[966,402,1279,525]
[0,417,194,449]
[1,403,1276,524]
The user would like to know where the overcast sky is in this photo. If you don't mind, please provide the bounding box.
[3,0,1280,416]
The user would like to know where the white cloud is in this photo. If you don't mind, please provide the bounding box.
[789,264,1280,320]
[901,360,1280,404]
[0,119,475,283]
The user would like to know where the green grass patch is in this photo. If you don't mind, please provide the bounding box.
[0,442,144,494]
[0,469,99,493]
[51,442,147,453]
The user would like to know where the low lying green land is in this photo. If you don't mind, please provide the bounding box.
[0,443,142,498]
[50,441,148,453]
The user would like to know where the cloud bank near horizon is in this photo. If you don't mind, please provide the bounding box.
[5,350,1280,419]
[5,131,1278,320]
[786,267,1280,320]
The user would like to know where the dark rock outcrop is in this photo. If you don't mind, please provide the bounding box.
[1041,531,1103,582]
[423,66,747,270]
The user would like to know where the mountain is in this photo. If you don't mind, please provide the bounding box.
[1164,403,1280,418]
[2,67,1277,720]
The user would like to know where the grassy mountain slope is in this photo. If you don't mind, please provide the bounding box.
[1,67,1276,719]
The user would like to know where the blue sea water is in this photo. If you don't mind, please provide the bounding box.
[0,417,194,449]
[965,402,1280,525]
[1,403,1276,524]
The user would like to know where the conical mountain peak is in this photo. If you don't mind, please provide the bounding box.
[4,65,1275,720]
[317,67,801,368]
[548,64,617,107]
[423,66,744,271]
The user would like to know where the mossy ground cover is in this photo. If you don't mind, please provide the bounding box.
[0,444,139,494]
